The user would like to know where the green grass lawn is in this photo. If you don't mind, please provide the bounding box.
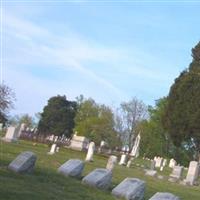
[0,140,200,200]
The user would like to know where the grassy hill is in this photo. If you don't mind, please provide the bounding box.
[0,140,200,200]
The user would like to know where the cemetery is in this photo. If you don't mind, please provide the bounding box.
[0,138,200,200]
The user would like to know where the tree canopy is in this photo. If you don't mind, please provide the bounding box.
[163,41,200,159]
[38,95,77,137]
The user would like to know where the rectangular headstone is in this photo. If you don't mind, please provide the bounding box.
[149,192,180,200]
[58,159,84,178]
[70,135,89,151]
[82,168,112,190]
[8,151,37,173]
[3,127,18,142]
[112,178,146,200]
[145,169,157,177]
[169,166,183,180]
[184,161,199,185]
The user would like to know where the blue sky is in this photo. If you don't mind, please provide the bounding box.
[2,1,200,116]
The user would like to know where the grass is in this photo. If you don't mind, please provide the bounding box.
[0,140,200,200]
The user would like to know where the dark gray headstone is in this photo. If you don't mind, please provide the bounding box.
[149,192,180,200]
[82,168,112,190]
[8,151,37,173]
[112,178,146,200]
[58,159,84,178]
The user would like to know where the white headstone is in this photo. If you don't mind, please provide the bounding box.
[155,157,163,168]
[184,161,199,185]
[119,154,128,165]
[18,123,26,137]
[145,170,157,177]
[112,178,146,200]
[127,158,134,168]
[130,133,141,157]
[169,158,177,168]
[58,159,84,178]
[150,160,156,170]
[85,142,95,162]
[149,192,180,200]
[48,144,56,155]
[169,166,183,180]
[56,147,60,152]
[2,126,18,142]
[70,135,89,151]
[162,159,167,167]
[106,155,117,171]
[82,168,112,190]
[8,151,37,173]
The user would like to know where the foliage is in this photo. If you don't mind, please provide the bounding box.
[38,95,77,137]
[115,97,147,146]
[74,96,121,148]
[0,83,15,125]
[163,42,200,159]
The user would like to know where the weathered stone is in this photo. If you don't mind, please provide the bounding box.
[82,168,112,190]
[2,127,18,142]
[155,157,163,168]
[127,158,134,168]
[145,170,157,177]
[149,192,180,200]
[8,151,36,173]
[58,159,84,178]
[169,158,177,168]
[184,161,199,185]
[169,166,183,182]
[106,155,117,171]
[119,154,128,165]
[70,134,89,151]
[150,160,156,170]
[47,144,56,155]
[112,178,145,200]
[85,142,95,162]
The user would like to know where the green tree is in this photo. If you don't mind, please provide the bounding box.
[38,95,77,137]
[74,96,121,148]
[163,42,200,160]
[0,83,15,125]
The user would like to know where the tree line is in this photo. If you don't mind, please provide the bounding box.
[1,41,200,165]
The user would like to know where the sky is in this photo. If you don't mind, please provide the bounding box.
[1,0,200,116]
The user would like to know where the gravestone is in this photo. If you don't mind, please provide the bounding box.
[48,144,56,155]
[0,123,3,131]
[130,133,141,157]
[168,166,183,182]
[149,192,180,200]
[106,155,117,171]
[82,168,112,190]
[184,161,199,185]
[2,126,18,142]
[162,159,167,167]
[98,140,107,153]
[70,134,89,151]
[145,169,157,177]
[119,154,128,165]
[169,158,177,168]
[58,159,84,178]
[8,151,37,173]
[112,178,145,200]
[85,142,95,162]
[18,123,26,138]
[56,147,60,152]
[155,157,163,168]
[150,160,156,170]
[127,158,134,168]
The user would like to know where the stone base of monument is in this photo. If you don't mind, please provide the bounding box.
[82,168,112,190]
[8,151,37,173]
[112,178,145,200]
[145,170,157,177]
[1,137,18,143]
[58,159,84,178]
[149,192,180,200]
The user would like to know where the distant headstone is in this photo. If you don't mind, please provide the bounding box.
[56,147,60,152]
[145,169,157,177]
[184,161,199,185]
[150,160,156,170]
[119,154,128,165]
[48,144,56,155]
[106,155,117,171]
[149,192,180,200]
[18,123,26,138]
[112,178,146,200]
[127,158,134,168]
[2,126,18,142]
[85,142,95,162]
[82,168,112,190]
[155,157,163,168]
[168,166,183,182]
[8,151,37,173]
[70,134,89,151]
[58,159,84,178]
[169,158,177,168]
[162,159,167,167]
[130,133,141,157]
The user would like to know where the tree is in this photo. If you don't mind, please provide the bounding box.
[38,95,77,137]
[74,96,121,148]
[163,41,200,160]
[0,83,15,125]
[116,97,147,147]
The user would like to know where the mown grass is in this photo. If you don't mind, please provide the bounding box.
[0,140,200,200]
